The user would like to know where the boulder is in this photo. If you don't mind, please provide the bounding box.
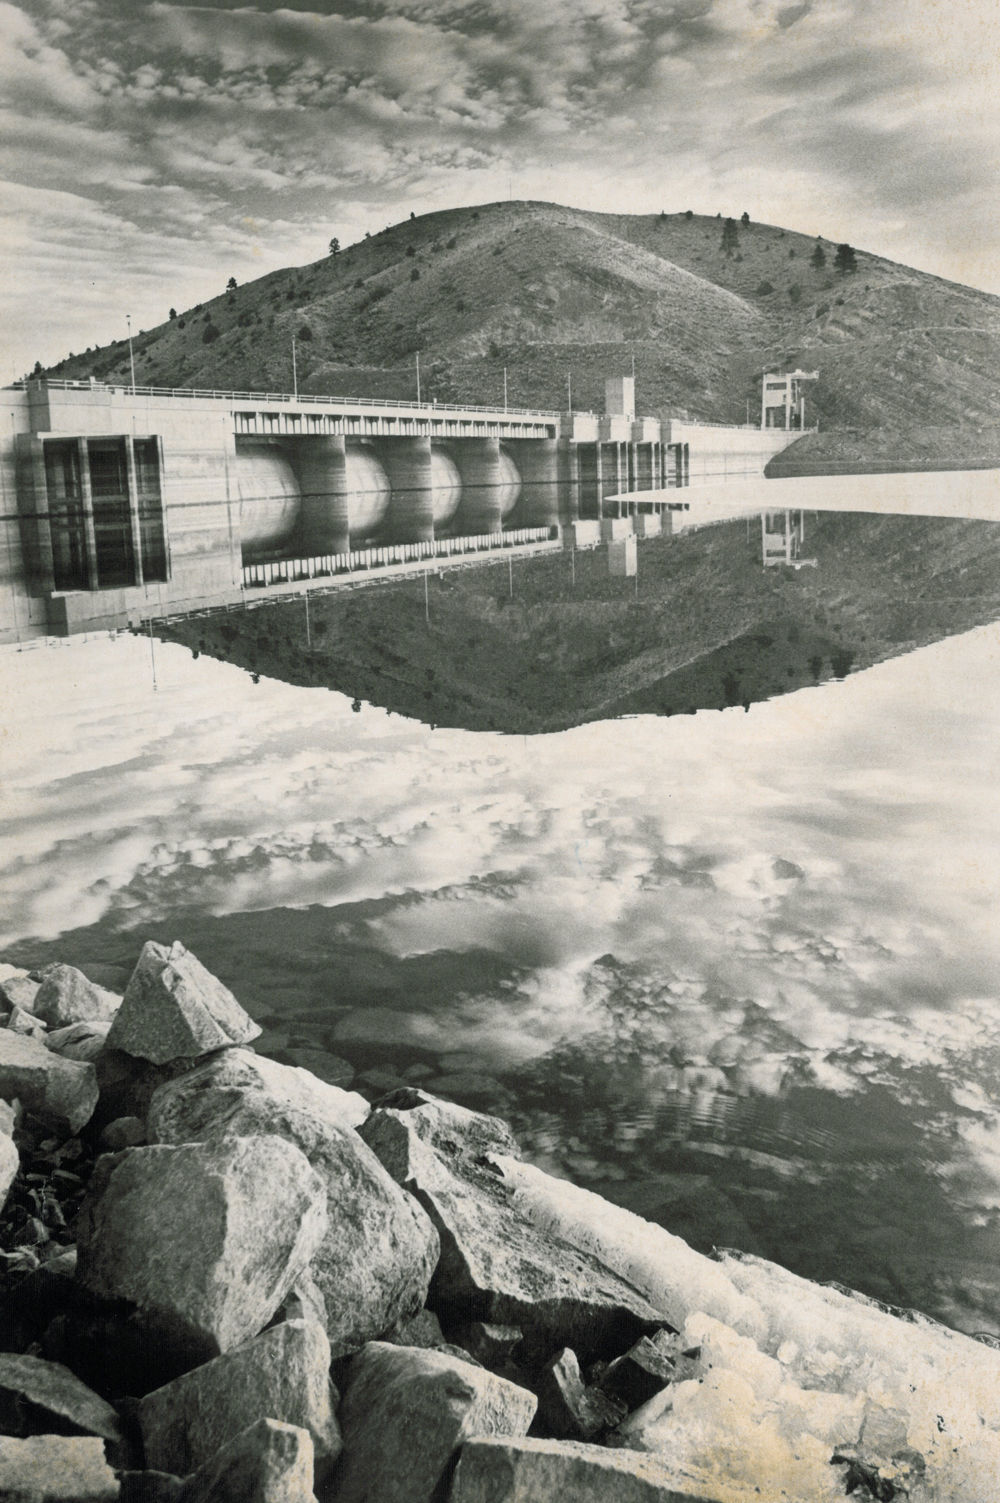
[147,1047,367,1137]
[0,972,40,1014]
[139,1318,339,1479]
[148,1054,437,1357]
[7,1007,46,1038]
[75,1136,328,1365]
[105,941,260,1064]
[177,1419,317,1503]
[98,1116,146,1151]
[536,1349,626,1441]
[32,965,121,1029]
[0,1032,97,1133]
[360,1093,666,1366]
[597,1331,700,1412]
[448,1322,523,1369]
[0,1353,121,1443]
[0,1434,118,1502]
[449,1437,730,1502]
[333,1342,536,1503]
[0,1100,18,1214]
[44,1021,111,1062]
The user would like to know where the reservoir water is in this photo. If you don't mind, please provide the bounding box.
[3,616,1000,1335]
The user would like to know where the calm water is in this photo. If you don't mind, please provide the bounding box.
[3,622,1000,1333]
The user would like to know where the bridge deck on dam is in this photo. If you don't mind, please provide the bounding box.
[607,467,1000,530]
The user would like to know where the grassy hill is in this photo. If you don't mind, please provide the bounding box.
[42,201,1000,435]
[159,512,1000,734]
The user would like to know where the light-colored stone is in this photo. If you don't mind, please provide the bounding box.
[0,1100,18,1213]
[147,1047,367,1137]
[178,1419,317,1503]
[360,1093,665,1365]
[139,1318,339,1479]
[75,1136,328,1360]
[44,1020,111,1062]
[0,1031,98,1133]
[0,973,41,1015]
[0,1353,122,1443]
[7,1006,46,1038]
[33,965,121,1029]
[105,941,260,1064]
[449,1437,731,1503]
[149,1053,437,1356]
[0,1434,118,1502]
[536,1348,626,1441]
[334,1342,537,1503]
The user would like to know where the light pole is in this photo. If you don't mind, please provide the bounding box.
[291,335,298,399]
[503,367,508,412]
[416,352,421,404]
[126,315,136,394]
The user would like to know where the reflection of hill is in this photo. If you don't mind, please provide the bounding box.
[42,200,1000,433]
[162,511,1000,733]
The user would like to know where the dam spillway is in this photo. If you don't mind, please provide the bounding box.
[0,377,796,641]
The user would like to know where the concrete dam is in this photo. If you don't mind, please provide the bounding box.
[0,375,796,642]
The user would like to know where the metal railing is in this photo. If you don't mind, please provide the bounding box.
[16,377,564,421]
[242,526,558,589]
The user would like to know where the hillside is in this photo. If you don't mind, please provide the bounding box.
[42,201,1000,433]
[159,512,1000,734]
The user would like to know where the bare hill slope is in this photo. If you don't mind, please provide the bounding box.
[43,201,1000,431]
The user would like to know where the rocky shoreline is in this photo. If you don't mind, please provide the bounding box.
[0,942,998,1501]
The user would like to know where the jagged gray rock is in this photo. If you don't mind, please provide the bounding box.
[0,971,40,1014]
[7,1006,46,1037]
[139,1318,339,1479]
[0,1031,98,1133]
[0,1434,119,1501]
[32,965,121,1029]
[177,1418,317,1503]
[105,941,260,1064]
[0,1099,18,1214]
[148,1053,438,1357]
[44,1020,111,1062]
[98,1115,146,1151]
[536,1348,626,1441]
[75,1136,328,1362]
[597,1331,700,1411]
[0,1353,122,1443]
[333,1342,537,1503]
[449,1437,730,1502]
[360,1093,666,1366]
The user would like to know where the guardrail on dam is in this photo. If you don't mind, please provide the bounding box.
[0,378,797,643]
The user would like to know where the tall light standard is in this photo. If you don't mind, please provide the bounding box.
[126,314,136,394]
[291,335,298,400]
[416,352,421,404]
[503,367,508,412]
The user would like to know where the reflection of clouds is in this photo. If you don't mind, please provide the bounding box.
[3,627,1000,1170]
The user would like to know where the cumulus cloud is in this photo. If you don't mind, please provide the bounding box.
[2,0,999,367]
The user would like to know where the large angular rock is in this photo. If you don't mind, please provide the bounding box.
[7,1006,46,1038]
[139,1318,340,1479]
[45,1020,111,1063]
[75,1136,328,1364]
[105,941,260,1064]
[32,965,121,1029]
[0,970,40,1015]
[0,1434,119,1502]
[177,1419,317,1503]
[597,1331,700,1411]
[0,1031,98,1133]
[359,1092,666,1366]
[333,1342,536,1503]
[0,1353,121,1443]
[0,1100,18,1214]
[449,1437,730,1502]
[148,1053,437,1356]
[147,1047,367,1137]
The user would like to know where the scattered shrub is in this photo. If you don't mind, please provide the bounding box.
[202,323,220,344]
[755,280,775,296]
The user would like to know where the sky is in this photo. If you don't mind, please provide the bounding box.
[3,0,1000,376]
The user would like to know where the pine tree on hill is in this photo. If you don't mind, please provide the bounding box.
[720,218,740,257]
[834,243,858,274]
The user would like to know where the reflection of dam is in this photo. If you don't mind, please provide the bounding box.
[1,375,796,641]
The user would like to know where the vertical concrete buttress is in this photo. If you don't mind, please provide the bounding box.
[507,438,559,527]
[375,437,434,543]
[292,436,349,555]
[453,437,504,534]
